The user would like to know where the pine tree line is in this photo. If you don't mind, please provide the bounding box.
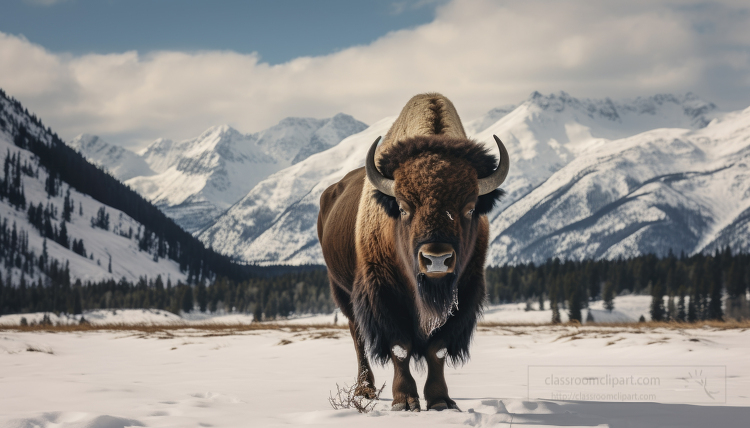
[485,250,750,323]
[0,268,333,320]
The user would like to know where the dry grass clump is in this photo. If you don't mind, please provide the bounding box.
[25,345,54,354]
[329,370,386,413]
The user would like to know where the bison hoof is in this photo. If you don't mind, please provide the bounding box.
[391,396,421,412]
[354,384,378,399]
[428,399,460,411]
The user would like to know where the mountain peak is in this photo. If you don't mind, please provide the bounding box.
[520,91,717,128]
[69,133,104,151]
[198,124,241,140]
[66,133,155,181]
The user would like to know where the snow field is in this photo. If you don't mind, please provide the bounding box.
[1,324,749,427]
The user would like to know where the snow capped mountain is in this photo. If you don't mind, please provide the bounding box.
[197,118,395,264]
[256,113,370,165]
[198,91,742,266]
[71,114,367,234]
[126,124,276,234]
[487,106,750,264]
[469,91,718,218]
[69,134,156,181]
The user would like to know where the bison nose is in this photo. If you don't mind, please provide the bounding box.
[418,243,456,277]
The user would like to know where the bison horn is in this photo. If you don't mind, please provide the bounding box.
[477,135,510,195]
[365,136,396,197]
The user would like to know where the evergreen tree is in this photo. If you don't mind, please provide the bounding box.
[726,261,748,320]
[727,261,746,299]
[45,171,57,197]
[57,221,69,249]
[602,281,615,312]
[568,280,583,323]
[92,206,110,231]
[707,257,724,321]
[40,238,48,271]
[62,189,72,222]
[264,294,278,320]
[181,285,194,313]
[196,280,208,312]
[688,290,698,322]
[154,275,166,310]
[586,263,600,300]
[72,287,82,315]
[650,281,665,321]
[253,302,263,322]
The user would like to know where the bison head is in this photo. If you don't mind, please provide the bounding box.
[366,135,509,336]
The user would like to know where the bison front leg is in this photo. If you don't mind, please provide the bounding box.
[347,320,377,398]
[424,342,460,411]
[390,342,420,411]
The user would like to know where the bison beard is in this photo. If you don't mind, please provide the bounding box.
[416,272,458,337]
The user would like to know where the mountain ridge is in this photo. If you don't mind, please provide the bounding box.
[197,91,742,266]
[71,114,368,233]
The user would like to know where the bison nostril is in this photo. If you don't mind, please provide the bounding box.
[420,252,453,273]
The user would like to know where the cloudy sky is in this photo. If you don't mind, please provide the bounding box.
[1,0,749,149]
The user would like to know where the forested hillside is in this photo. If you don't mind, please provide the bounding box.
[0,88,247,284]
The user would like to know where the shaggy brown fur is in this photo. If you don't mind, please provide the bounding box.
[375,93,466,164]
[318,93,503,412]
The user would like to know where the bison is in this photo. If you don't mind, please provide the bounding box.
[317,93,509,411]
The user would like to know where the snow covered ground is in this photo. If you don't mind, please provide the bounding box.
[1,321,749,427]
[0,295,653,327]
[482,295,651,324]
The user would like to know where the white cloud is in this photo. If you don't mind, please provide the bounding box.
[1,0,749,149]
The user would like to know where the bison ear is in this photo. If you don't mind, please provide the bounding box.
[372,190,400,218]
[475,188,505,215]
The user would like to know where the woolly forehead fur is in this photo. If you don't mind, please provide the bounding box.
[373,135,505,216]
[378,135,500,180]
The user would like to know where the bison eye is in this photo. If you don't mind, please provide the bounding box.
[466,209,475,218]
[399,208,407,217]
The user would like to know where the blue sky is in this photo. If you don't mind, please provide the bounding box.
[1,0,442,64]
[1,0,749,149]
